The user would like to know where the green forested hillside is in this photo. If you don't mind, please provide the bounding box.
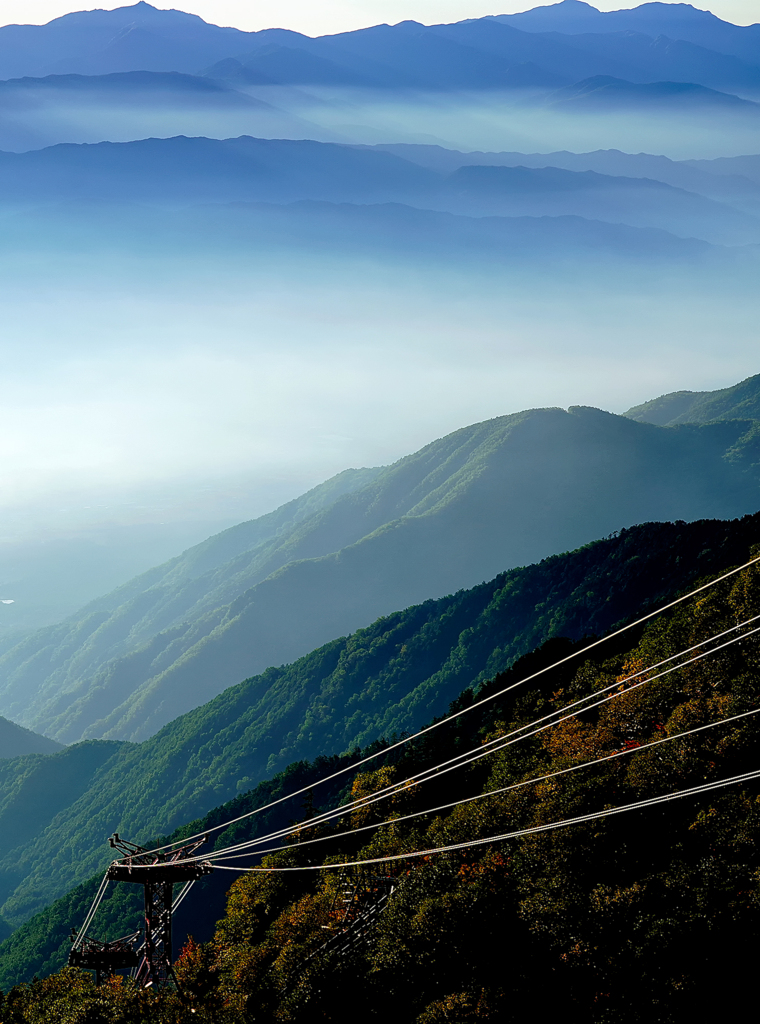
[625,370,760,425]
[0,753,364,988]
[4,547,760,1021]
[3,406,760,748]
[174,551,760,1023]
[0,513,759,931]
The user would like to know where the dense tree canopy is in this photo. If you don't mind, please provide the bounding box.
[5,556,760,1021]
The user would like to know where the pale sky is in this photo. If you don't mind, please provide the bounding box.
[0,0,757,34]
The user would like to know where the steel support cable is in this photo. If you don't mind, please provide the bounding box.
[153,619,760,869]
[136,554,760,858]
[212,764,760,874]
[207,704,760,864]
[166,622,760,871]
[180,617,760,865]
[71,872,110,950]
[172,880,194,914]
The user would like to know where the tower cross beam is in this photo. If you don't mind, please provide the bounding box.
[105,833,213,989]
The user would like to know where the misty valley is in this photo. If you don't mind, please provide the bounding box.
[0,1,760,1021]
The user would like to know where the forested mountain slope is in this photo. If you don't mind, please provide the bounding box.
[0,513,759,930]
[625,370,760,425]
[2,408,760,746]
[0,718,60,759]
[4,529,760,1022]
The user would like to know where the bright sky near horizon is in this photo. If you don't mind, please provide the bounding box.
[0,0,757,33]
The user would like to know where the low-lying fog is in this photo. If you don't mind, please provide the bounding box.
[0,229,756,610]
[1,72,759,633]
[2,84,759,159]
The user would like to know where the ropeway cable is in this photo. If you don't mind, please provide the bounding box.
[211,764,760,874]
[137,616,760,869]
[172,880,194,914]
[162,618,760,869]
[207,703,760,864]
[172,615,760,865]
[208,614,760,858]
[136,553,760,859]
[71,872,110,950]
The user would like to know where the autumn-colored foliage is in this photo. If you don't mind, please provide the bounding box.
[6,559,760,1022]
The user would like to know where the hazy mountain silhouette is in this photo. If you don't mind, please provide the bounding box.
[373,143,760,205]
[686,154,760,188]
[1,135,756,247]
[0,718,61,759]
[498,2,760,66]
[1,2,759,97]
[437,163,760,244]
[0,136,436,204]
[544,74,760,110]
[0,2,257,79]
[625,371,760,425]
[0,70,333,152]
[0,69,259,102]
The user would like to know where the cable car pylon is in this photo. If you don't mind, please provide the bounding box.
[105,832,213,989]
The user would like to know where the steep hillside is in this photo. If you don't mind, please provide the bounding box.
[625,371,760,425]
[4,534,760,1021]
[0,513,759,928]
[2,408,760,746]
[157,550,760,1022]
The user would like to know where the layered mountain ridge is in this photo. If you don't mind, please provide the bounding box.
[0,511,759,929]
[2,134,760,249]
[2,1,759,95]
[3,392,760,749]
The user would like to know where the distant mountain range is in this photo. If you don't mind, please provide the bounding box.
[498,1,760,63]
[1,134,759,247]
[0,1,757,96]
[376,143,760,203]
[0,1,759,97]
[543,74,760,110]
[2,379,760,753]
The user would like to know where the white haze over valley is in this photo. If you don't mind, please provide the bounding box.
[2,86,760,158]
[0,249,755,512]
[0,0,759,631]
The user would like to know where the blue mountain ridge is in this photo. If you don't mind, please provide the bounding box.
[1,134,758,247]
[2,399,760,756]
[1,2,759,97]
